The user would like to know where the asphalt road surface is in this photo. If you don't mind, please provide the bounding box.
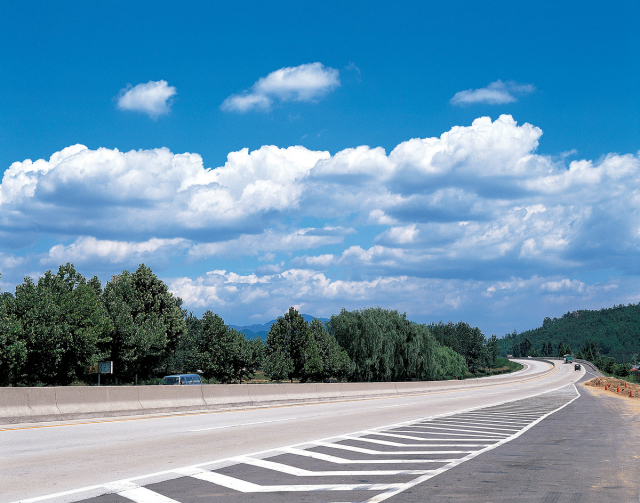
[3,360,635,503]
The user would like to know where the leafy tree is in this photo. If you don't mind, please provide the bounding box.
[102,264,185,382]
[195,311,259,383]
[13,264,111,385]
[519,337,533,358]
[163,311,203,375]
[604,357,617,374]
[434,345,467,379]
[486,335,500,367]
[264,307,322,382]
[615,363,631,377]
[557,342,566,357]
[242,337,266,379]
[428,321,487,371]
[309,318,351,381]
[0,281,27,386]
[329,308,447,382]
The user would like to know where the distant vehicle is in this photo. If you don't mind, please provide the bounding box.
[564,354,573,363]
[163,374,203,385]
[574,363,581,371]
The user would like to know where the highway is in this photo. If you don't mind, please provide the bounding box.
[0,360,611,502]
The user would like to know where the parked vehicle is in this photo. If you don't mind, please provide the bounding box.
[162,374,203,385]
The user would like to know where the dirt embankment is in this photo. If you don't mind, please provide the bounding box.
[584,376,640,400]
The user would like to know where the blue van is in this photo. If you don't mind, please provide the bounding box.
[163,374,203,385]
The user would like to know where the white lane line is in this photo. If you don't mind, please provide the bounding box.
[423,422,520,432]
[403,425,510,436]
[282,448,458,465]
[461,410,542,416]
[119,487,180,503]
[436,417,532,426]
[377,402,419,409]
[190,417,295,432]
[390,429,504,439]
[366,432,497,443]
[191,468,405,492]
[314,441,474,455]
[373,433,500,442]
[235,456,434,476]
[339,435,490,448]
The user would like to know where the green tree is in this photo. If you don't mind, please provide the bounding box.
[263,307,321,382]
[102,264,186,382]
[242,337,266,379]
[435,345,467,380]
[13,264,111,385]
[557,342,566,357]
[196,311,256,383]
[309,318,351,381]
[429,321,487,371]
[519,337,533,358]
[604,357,617,374]
[486,335,500,367]
[615,363,631,377]
[0,284,27,386]
[163,311,203,375]
[329,308,444,382]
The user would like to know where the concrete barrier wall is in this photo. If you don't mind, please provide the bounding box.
[0,359,557,424]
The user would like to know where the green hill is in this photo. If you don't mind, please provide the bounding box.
[498,303,640,364]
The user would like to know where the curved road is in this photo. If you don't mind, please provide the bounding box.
[1,360,585,502]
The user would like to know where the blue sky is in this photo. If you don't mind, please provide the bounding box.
[1,0,639,336]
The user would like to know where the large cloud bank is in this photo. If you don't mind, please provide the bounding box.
[2,115,639,332]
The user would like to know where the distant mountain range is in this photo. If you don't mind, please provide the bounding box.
[229,314,329,340]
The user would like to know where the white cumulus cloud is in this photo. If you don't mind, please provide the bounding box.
[221,63,340,113]
[117,80,177,118]
[450,80,535,106]
[3,115,640,334]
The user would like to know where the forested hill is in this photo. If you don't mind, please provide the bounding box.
[498,303,640,362]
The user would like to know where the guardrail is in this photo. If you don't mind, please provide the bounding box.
[0,359,556,425]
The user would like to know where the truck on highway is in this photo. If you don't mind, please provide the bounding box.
[564,354,573,363]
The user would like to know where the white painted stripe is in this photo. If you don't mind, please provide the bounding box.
[403,425,510,436]
[423,422,520,432]
[365,431,498,443]
[282,447,458,464]
[119,487,181,503]
[374,433,500,442]
[434,417,531,425]
[314,441,474,455]
[191,469,405,492]
[191,417,295,432]
[339,435,489,448]
[235,456,433,476]
[390,429,504,438]
[362,384,581,503]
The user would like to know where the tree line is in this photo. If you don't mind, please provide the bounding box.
[498,304,640,369]
[1,263,506,387]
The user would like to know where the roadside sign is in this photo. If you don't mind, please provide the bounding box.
[88,364,99,374]
[98,361,113,374]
